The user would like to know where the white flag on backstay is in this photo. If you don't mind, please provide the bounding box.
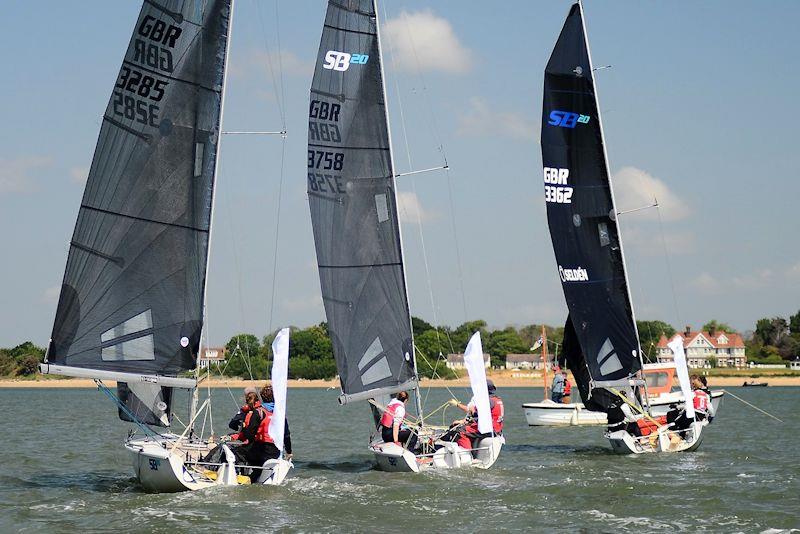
[668,336,695,420]
[464,331,492,435]
[269,328,290,451]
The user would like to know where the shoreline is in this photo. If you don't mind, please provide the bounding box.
[1,375,799,389]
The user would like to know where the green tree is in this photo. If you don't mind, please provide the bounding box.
[289,324,332,361]
[450,320,488,350]
[636,320,676,359]
[702,320,734,334]
[755,317,789,346]
[17,354,41,375]
[484,327,527,368]
[789,310,800,335]
[411,316,434,338]
[223,333,263,379]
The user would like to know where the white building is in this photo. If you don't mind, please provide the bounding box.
[446,353,490,370]
[199,347,226,370]
[656,327,746,368]
[505,353,545,370]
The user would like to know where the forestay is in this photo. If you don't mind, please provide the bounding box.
[307,0,416,401]
[540,2,641,386]
[44,0,232,426]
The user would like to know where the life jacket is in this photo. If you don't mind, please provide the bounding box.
[693,389,710,413]
[636,415,667,436]
[563,380,572,396]
[380,399,404,428]
[254,406,274,443]
[465,396,504,435]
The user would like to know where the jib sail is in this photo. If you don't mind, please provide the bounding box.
[307,0,417,403]
[43,0,232,426]
[540,2,641,387]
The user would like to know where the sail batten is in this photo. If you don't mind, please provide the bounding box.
[541,3,641,388]
[308,0,416,398]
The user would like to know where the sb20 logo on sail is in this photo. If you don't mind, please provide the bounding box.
[548,111,590,128]
[323,51,369,72]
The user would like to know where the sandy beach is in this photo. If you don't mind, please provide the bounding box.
[2,373,798,388]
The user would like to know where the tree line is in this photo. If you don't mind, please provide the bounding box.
[2,311,797,379]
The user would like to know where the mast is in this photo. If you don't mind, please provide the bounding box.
[191,0,236,429]
[373,0,424,424]
[541,325,549,401]
[576,1,649,407]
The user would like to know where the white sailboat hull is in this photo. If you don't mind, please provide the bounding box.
[370,436,505,472]
[125,435,292,492]
[522,390,724,426]
[606,420,707,454]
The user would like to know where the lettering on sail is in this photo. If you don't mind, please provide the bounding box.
[559,265,589,282]
[543,167,573,204]
[308,99,346,195]
[111,13,184,127]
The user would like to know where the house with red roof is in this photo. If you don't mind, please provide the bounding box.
[656,326,746,368]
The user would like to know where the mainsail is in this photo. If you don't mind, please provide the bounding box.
[307,0,417,404]
[43,0,232,425]
[541,2,642,394]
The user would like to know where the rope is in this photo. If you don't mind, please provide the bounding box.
[608,387,663,427]
[723,390,784,423]
[95,380,157,437]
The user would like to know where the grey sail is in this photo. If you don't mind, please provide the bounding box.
[307,0,416,399]
[46,0,232,426]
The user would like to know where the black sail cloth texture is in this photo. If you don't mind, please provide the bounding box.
[307,0,416,398]
[540,3,640,384]
[48,0,231,387]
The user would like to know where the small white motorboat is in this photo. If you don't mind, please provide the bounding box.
[522,363,724,426]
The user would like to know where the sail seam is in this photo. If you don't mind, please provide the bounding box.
[307,191,344,203]
[329,0,373,17]
[319,262,402,269]
[310,89,345,102]
[80,204,210,233]
[323,24,376,37]
[308,143,389,151]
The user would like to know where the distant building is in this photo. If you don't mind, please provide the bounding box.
[506,353,545,370]
[199,347,226,370]
[656,326,745,368]
[446,353,490,370]
[791,358,800,370]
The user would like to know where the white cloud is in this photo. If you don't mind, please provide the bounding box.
[69,166,89,185]
[692,268,775,294]
[41,285,60,305]
[397,191,435,224]
[456,97,535,140]
[691,272,721,294]
[0,156,51,194]
[384,10,471,74]
[282,295,323,313]
[613,166,688,221]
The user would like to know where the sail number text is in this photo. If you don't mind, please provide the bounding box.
[112,66,167,126]
[309,100,342,143]
[308,150,344,171]
[543,167,573,204]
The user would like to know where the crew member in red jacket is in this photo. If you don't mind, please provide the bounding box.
[454,380,504,452]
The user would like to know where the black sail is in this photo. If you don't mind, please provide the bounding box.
[307,0,416,400]
[47,0,231,404]
[541,3,641,385]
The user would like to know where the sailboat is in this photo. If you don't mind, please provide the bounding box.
[39,0,292,490]
[307,0,503,472]
[539,1,710,453]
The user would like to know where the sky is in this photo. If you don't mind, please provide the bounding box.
[1,0,799,348]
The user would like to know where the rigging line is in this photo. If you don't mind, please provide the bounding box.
[397,9,468,322]
[274,0,287,131]
[254,0,286,129]
[381,0,444,367]
[265,132,287,353]
[723,390,784,423]
[656,202,683,329]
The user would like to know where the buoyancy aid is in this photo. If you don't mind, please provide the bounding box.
[693,389,710,413]
[563,380,572,396]
[636,415,667,436]
[380,399,404,428]
[464,396,504,435]
[254,406,274,443]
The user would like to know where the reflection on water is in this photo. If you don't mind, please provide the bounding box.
[0,386,798,531]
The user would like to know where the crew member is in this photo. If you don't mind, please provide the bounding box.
[379,391,417,450]
[691,375,715,421]
[551,367,565,403]
[453,380,504,453]
[561,370,572,404]
[259,384,293,462]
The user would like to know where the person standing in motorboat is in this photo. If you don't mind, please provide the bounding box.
[561,370,572,404]
[551,368,565,403]
[379,391,417,450]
